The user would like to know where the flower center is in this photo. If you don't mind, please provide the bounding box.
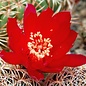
[28,32,53,59]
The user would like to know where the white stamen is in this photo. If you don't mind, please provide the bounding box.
[28,32,53,59]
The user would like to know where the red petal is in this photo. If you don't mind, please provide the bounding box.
[41,66,63,73]
[51,30,77,58]
[27,69,44,80]
[45,30,77,66]
[45,54,86,68]
[61,54,86,67]
[53,12,71,24]
[24,4,36,19]
[24,7,53,38]
[28,54,44,69]
[50,12,71,46]
[24,4,37,37]
[7,18,28,55]
[0,50,21,64]
[36,8,53,37]
[7,18,22,38]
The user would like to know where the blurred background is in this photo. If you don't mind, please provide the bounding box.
[71,0,86,56]
[0,0,86,86]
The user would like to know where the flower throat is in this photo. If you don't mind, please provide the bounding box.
[28,32,53,59]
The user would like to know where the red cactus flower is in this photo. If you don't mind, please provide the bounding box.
[0,4,86,80]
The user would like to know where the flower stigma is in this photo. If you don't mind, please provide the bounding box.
[28,32,53,59]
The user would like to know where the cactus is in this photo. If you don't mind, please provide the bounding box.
[0,0,85,86]
[44,65,86,86]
